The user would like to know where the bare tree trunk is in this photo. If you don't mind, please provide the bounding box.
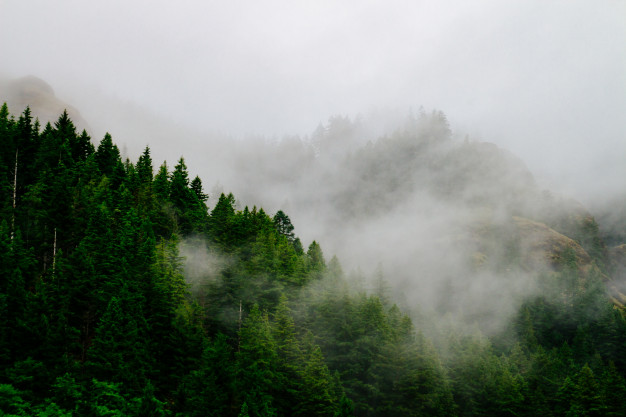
[238,299,243,352]
[11,148,17,241]
[52,228,57,273]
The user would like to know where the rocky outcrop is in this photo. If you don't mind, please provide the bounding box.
[0,75,89,131]
[512,216,591,272]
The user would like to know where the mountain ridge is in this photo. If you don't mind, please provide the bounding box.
[2,86,626,416]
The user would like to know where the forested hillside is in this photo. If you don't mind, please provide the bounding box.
[1,103,626,416]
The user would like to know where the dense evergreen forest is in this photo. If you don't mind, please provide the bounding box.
[1,103,626,416]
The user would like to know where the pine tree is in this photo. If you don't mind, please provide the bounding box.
[86,294,149,394]
[236,305,279,417]
[210,193,236,247]
[572,364,605,417]
[175,334,233,417]
[135,381,168,417]
[70,130,94,163]
[94,133,121,176]
[153,162,170,201]
[190,175,208,202]
[0,223,37,369]
[273,210,295,243]
[170,157,191,208]
[136,146,154,184]
[600,361,626,416]
[296,342,342,417]
[306,241,325,279]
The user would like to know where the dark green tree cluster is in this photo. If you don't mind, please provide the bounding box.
[434,254,626,417]
[301,287,456,416]
[2,104,626,416]
[0,105,348,415]
[0,105,209,415]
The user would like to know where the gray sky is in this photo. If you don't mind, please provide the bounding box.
[1,0,625,201]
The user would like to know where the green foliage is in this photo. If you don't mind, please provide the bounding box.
[307,285,455,417]
[175,334,233,416]
[209,192,236,246]
[95,133,121,177]
[273,210,295,242]
[0,384,31,416]
[136,146,153,184]
[190,176,207,202]
[86,295,150,392]
[170,157,207,234]
[1,105,625,417]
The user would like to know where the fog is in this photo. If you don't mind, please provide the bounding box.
[1,1,625,330]
[1,0,624,199]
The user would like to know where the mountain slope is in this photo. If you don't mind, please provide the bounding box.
[2,84,626,416]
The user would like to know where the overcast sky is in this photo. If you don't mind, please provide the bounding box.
[1,0,625,201]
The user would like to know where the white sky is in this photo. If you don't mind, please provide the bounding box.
[1,0,625,201]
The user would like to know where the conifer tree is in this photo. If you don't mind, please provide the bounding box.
[572,364,605,416]
[153,162,170,201]
[190,175,208,202]
[306,241,325,278]
[95,133,121,176]
[273,210,295,243]
[175,333,233,417]
[210,193,236,246]
[70,130,94,163]
[86,294,149,394]
[237,305,279,416]
[170,157,191,207]
[136,146,153,184]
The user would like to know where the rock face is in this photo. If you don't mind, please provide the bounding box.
[511,216,591,272]
[467,215,594,275]
[0,75,89,131]
[609,244,626,296]
[610,244,626,269]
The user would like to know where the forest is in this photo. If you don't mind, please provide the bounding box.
[1,103,626,416]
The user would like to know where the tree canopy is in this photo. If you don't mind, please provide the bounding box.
[0,104,625,416]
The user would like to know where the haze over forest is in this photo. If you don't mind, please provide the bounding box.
[1,1,626,416]
[1,0,625,302]
[1,0,625,202]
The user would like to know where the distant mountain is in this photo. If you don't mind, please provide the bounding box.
[1,75,621,309]
[0,75,89,131]
[2,80,626,417]
[227,111,611,274]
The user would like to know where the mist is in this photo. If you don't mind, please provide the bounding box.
[1,1,625,332]
[1,0,624,202]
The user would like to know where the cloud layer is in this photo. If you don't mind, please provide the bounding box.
[1,0,624,200]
